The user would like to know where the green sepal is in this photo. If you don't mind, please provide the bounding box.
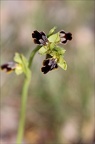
[55,46,66,55]
[49,43,56,50]
[58,56,67,70]
[48,32,60,43]
[50,50,57,58]
[49,46,66,58]
[15,64,23,75]
[14,53,30,76]
[38,46,48,55]
[48,26,57,37]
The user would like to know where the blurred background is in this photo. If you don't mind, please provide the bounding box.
[0,0,95,144]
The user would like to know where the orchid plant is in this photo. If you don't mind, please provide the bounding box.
[0,27,72,143]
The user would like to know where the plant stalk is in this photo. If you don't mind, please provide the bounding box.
[16,75,30,144]
[28,45,41,68]
[17,45,41,144]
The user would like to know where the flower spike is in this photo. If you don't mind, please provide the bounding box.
[32,27,72,74]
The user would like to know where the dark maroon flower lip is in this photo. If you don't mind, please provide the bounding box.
[32,30,48,46]
[0,62,16,72]
[59,30,72,44]
[41,58,58,74]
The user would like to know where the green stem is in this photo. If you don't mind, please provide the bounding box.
[17,45,41,144]
[28,45,41,68]
[16,75,30,144]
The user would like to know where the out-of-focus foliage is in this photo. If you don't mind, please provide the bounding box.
[0,0,94,144]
